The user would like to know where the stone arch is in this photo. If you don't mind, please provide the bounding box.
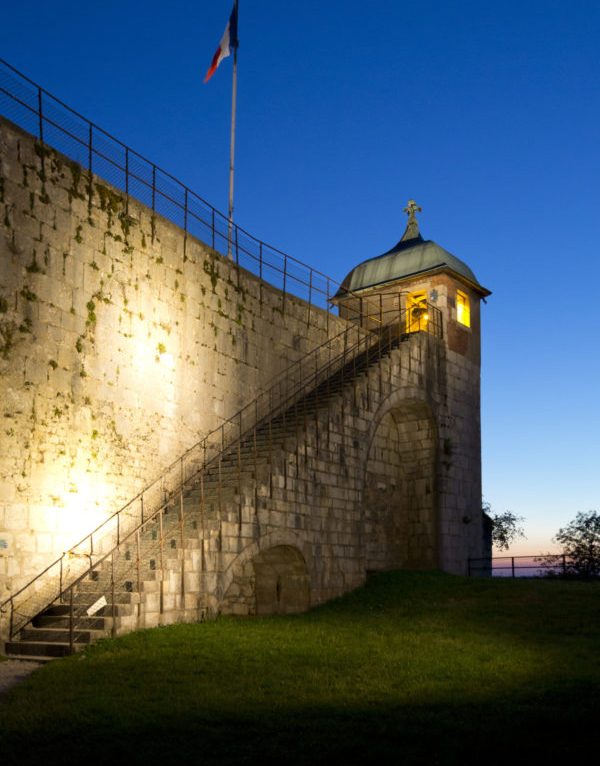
[252,546,310,615]
[220,532,311,616]
[363,389,438,571]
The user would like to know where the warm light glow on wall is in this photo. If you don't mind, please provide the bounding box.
[133,336,153,373]
[130,323,177,419]
[41,468,114,554]
[407,291,428,333]
[60,484,105,546]
[456,290,470,327]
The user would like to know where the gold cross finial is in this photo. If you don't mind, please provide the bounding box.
[400,200,422,241]
[404,199,422,221]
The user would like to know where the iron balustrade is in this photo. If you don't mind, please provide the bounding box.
[0,303,442,642]
[0,58,339,315]
[0,59,444,336]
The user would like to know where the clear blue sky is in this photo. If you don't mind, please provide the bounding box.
[2,0,599,554]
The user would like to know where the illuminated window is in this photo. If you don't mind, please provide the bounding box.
[456,290,470,327]
[407,291,428,333]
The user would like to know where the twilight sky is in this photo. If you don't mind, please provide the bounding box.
[2,0,599,555]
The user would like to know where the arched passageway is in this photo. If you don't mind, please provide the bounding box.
[363,400,438,571]
[221,544,310,616]
[252,545,310,615]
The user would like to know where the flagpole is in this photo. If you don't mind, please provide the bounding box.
[227,1,239,259]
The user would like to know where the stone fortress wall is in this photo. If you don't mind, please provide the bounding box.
[0,116,347,597]
[0,114,486,629]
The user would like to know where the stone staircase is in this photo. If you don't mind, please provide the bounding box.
[5,520,199,659]
[5,325,405,660]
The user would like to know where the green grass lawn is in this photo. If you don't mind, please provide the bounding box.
[1,571,598,764]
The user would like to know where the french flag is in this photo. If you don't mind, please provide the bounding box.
[204,3,239,83]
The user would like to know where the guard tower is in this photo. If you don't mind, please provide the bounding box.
[334,200,490,358]
[333,201,491,573]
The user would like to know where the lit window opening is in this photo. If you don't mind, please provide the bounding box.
[456,290,470,327]
[407,291,428,333]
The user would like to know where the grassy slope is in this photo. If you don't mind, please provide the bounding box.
[0,571,598,764]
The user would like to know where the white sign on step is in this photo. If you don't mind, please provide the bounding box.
[86,595,107,616]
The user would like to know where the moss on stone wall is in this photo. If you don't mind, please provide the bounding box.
[20,287,37,302]
[203,258,219,292]
[95,183,124,229]
[25,250,43,274]
[66,159,87,203]
[0,319,17,359]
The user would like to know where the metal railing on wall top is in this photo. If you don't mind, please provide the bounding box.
[0,58,448,333]
[0,57,340,313]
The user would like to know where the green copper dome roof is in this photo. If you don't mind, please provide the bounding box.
[335,200,489,298]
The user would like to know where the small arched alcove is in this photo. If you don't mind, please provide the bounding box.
[252,545,310,615]
[363,398,438,571]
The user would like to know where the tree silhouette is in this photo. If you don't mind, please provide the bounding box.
[483,502,526,551]
[542,511,600,578]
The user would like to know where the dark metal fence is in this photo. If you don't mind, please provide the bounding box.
[468,554,583,578]
[0,58,337,311]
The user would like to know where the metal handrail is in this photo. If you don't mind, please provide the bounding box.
[0,57,340,315]
[0,303,442,637]
[0,323,363,625]
[0,58,424,333]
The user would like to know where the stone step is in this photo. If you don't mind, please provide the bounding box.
[20,626,105,644]
[2,653,55,663]
[51,604,134,625]
[33,613,107,630]
[212,439,324,463]
[34,607,132,629]
[89,567,193,585]
[41,603,71,617]
[198,428,328,471]
[5,640,74,659]
[90,551,193,576]
[72,557,196,594]
[71,590,140,606]
[93,603,135,618]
